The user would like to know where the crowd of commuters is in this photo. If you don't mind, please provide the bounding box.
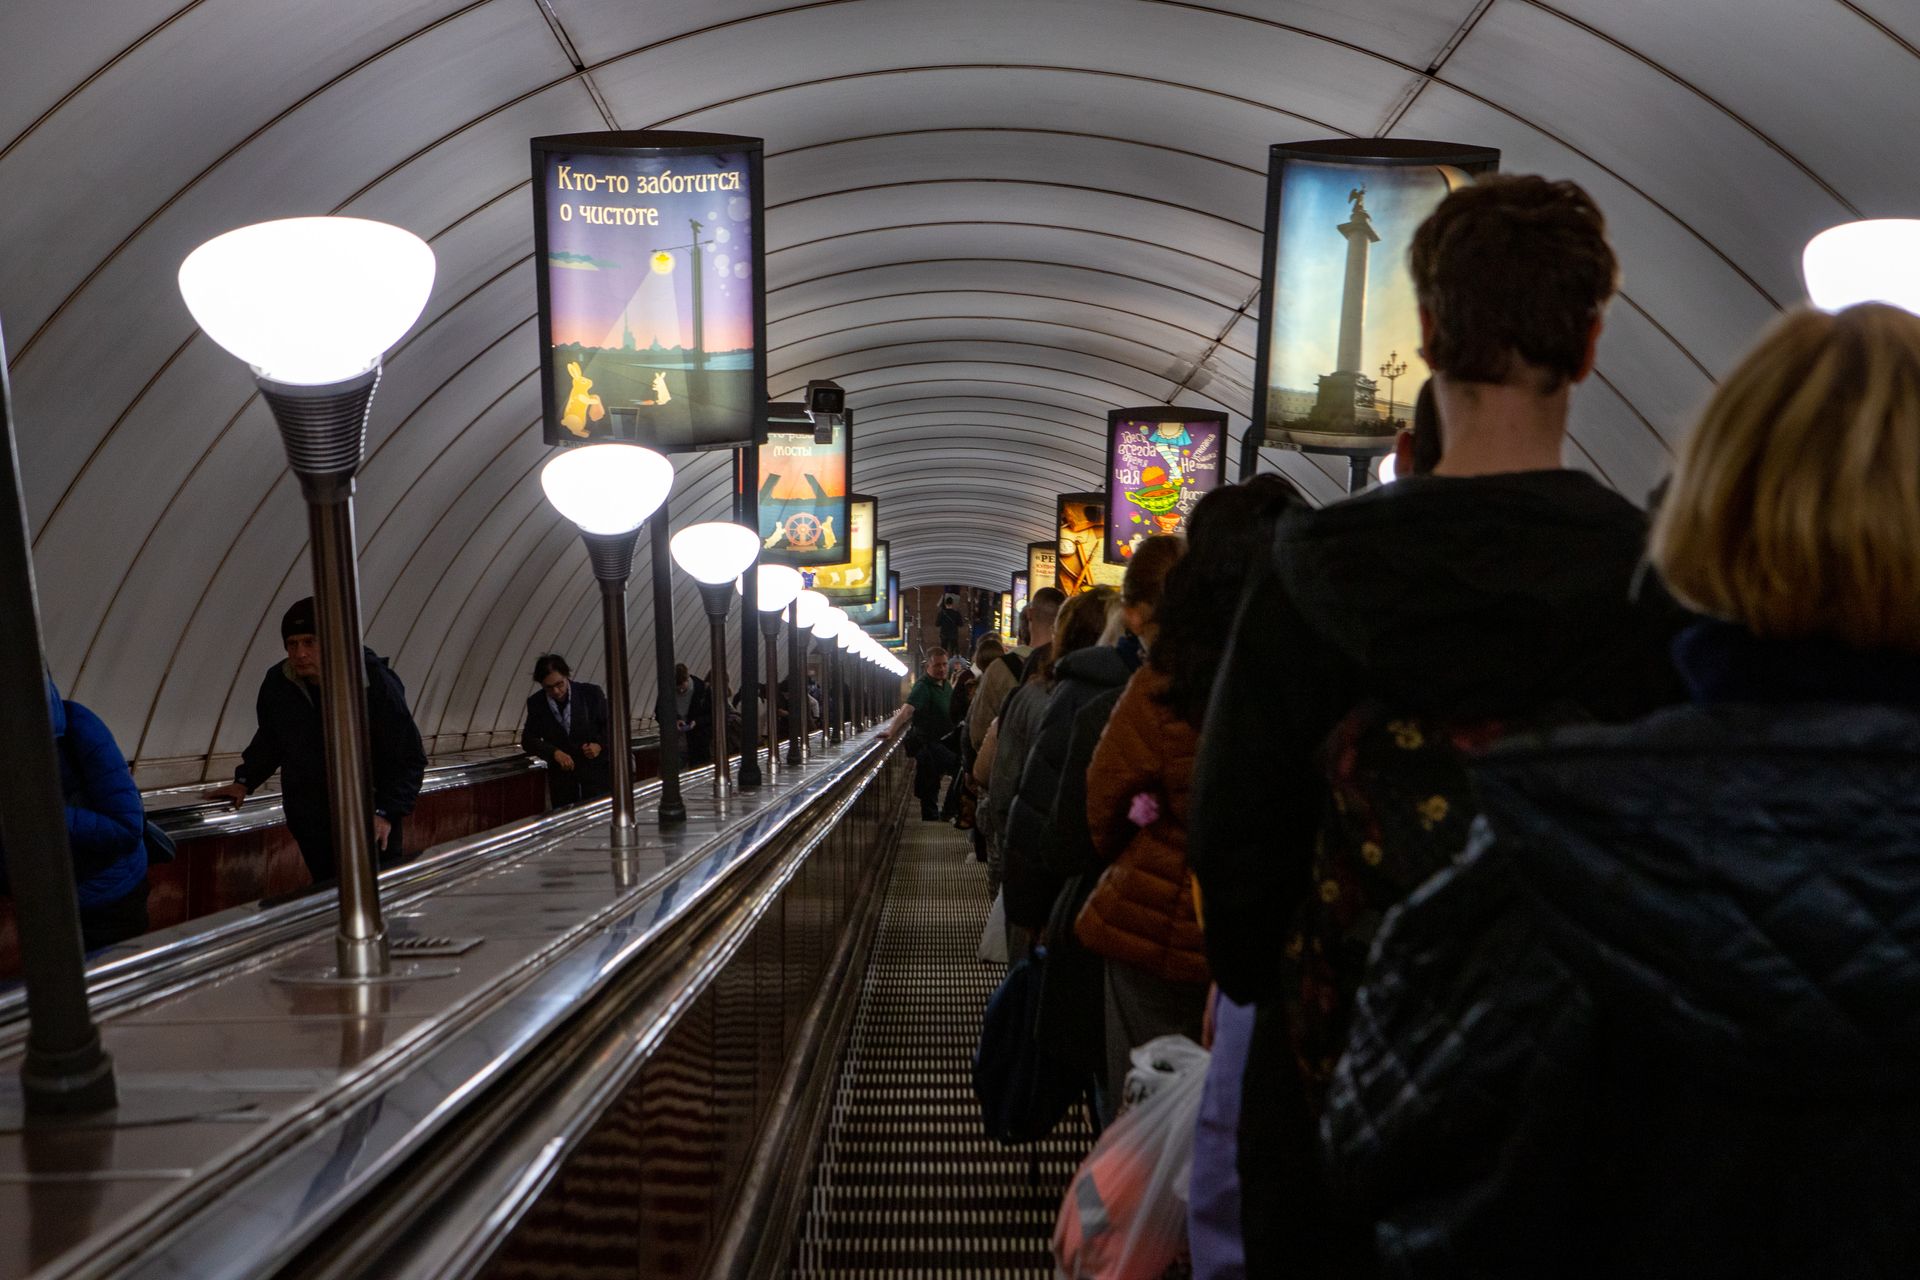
[926,171,1920,1279]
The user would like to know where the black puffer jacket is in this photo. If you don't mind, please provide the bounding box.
[1003,644,1139,928]
[1327,674,1920,1278]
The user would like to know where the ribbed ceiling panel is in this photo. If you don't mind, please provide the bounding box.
[1,0,1907,782]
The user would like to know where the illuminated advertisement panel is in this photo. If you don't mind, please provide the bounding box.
[754,425,852,567]
[1253,140,1498,453]
[532,131,765,451]
[1105,407,1227,562]
[809,495,877,605]
[848,542,893,628]
[1027,541,1057,594]
[1011,571,1028,627]
[1056,493,1127,595]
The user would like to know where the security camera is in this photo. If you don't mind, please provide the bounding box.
[805,379,846,442]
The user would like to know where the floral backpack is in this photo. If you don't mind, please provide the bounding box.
[1281,700,1577,1096]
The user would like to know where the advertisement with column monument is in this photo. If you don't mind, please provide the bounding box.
[1254,140,1498,454]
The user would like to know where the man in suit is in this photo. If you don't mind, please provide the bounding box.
[520,653,614,809]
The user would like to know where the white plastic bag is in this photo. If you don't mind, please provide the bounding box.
[1053,1035,1209,1280]
[978,887,1009,964]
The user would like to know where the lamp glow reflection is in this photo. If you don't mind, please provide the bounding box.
[1803,220,1920,315]
[179,216,435,982]
[540,443,674,847]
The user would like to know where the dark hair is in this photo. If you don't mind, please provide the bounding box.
[1047,586,1117,685]
[531,653,571,683]
[1152,476,1304,725]
[1410,379,1442,476]
[1121,536,1184,610]
[1410,175,1618,392]
[674,662,689,681]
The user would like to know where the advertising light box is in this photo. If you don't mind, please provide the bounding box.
[532,131,766,451]
[1027,541,1057,594]
[1253,139,1497,453]
[1057,493,1128,596]
[755,425,852,567]
[1012,571,1028,621]
[848,542,894,628]
[809,495,878,605]
[1105,407,1227,563]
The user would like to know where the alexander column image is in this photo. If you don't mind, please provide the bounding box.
[1308,185,1384,432]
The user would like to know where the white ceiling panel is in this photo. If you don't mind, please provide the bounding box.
[2,0,1910,779]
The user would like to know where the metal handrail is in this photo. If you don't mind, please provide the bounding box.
[23,731,897,1280]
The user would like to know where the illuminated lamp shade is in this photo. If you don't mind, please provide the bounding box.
[739,563,804,613]
[541,444,674,536]
[1376,452,1398,485]
[813,606,848,640]
[794,589,829,630]
[178,217,436,385]
[1803,220,1920,315]
[670,522,760,585]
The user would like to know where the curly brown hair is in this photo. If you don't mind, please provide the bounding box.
[1410,175,1618,392]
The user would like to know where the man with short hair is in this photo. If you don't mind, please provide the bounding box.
[203,597,428,885]
[968,586,1063,754]
[520,653,612,810]
[673,662,713,765]
[887,648,959,820]
[1189,175,1687,1273]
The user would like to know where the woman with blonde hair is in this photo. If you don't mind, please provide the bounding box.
[1323,303,1920,1279]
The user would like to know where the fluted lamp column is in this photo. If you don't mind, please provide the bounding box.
[670,522,761,807]
[540,444,674,847]
[741,564,804,783]
[179,217,434,982]
[792,589,828,763]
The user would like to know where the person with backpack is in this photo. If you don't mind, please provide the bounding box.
[203,596,428,884]
[0,676,151,951]
[1328,301,1920,1278]
[1187,175,1689,1274]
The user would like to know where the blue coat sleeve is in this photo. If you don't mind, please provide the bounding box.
[60,703,145,880]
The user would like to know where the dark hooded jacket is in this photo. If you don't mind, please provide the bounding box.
[1325,624,1920,1278]
[1187,469,1687,1274]
[234,647,427,883]
[1004,643,1140,928]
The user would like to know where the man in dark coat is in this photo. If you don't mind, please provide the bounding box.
[1187,176,1688,1275]
[520,653,613,809]
[204,597,428,884]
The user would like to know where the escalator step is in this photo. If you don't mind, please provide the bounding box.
[788,822,1092,1279]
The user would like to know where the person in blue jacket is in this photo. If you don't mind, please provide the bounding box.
[0,676,149,951]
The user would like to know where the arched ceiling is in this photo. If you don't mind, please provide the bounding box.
[3,0,1913,782]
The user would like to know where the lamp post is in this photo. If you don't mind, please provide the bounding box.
[741,564,803,781]
[793,589,827,764]
[0,321,117,1117]
[812,606,848,745]
[670,522,761,806]
[179,216,434,981]
[540,444,674,847]
[1378,350,1409,426]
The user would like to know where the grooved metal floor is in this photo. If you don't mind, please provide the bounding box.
[791,819,1093,1278]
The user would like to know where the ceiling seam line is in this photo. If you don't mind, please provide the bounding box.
[7,0,514,370]
[1164,284,1262,404]
[768,235,1259,287]
[1516,0,1860,215]
[767,311,1247,361]
[530,0,621,129]
[1834,0,1920,62]
[1372,0,1500,136]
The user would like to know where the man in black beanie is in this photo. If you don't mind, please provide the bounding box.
[203,597,428,885]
